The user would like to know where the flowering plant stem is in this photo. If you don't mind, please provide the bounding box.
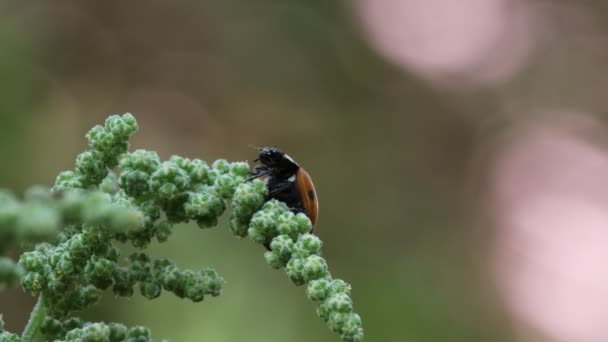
[0,113,363,342]
[21,296,45,342]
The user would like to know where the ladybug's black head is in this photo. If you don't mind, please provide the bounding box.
[256,147,299,174]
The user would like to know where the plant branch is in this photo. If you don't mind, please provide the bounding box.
[21,294,46,342]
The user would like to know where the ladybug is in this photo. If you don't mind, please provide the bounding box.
[250,147,319,232]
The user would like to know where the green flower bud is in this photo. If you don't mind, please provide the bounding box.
[327,293,353,313]
[233,180,267,212]
[187,159,210,185]
[328,312,363,341]
[340,313,364,342]
[276,212,299,240]
[86,125,107,150]
[252,178,267,193]
[150,162,190,199]
[54,171,84,190]
[228,216,249,237]
[120,150,161,174]
[21,271,45,295]
[81,322,111,341]
[41,316,62,337]
[120,170,150,198]
[106,145,129,168]
[229,180,267,237]
[262,199,289,213]
[84,257,116,290]
[200,269,223,297]
[206,169,219,185]
[161,194,189,224]
[48,248,74,277]
[75,150,108,186]
[140,281,162,299]
[127,326,151,340]
[294,213,313,235]
[160,266,182,295]
[103,142,129,163]
[105,113,138,139]
[113,266,135,297]
[153,220,172,242]
[168,155,193,173]
[62,317,84,331]
[264,251,283,269]
[317,301,331,322]
[285,258,305,286]
[293,234,322,258]
[248,210,278,245]
[18,251,46,273]
[229,162,249,178]
[182,270,205,302]
[128,253,151,281]
[329,279,351,296]
[74,285,99,310]
[184,189,225,220]
[158,184,178,201]
[108,323,127,342]
[269,235,294,267]
[64,327,84,340]
[328,312,348,334]
[66,234,90,264]
[306,278,331,301]
[216,174,236,199]
[46,273,66,294]
[211,159,230,174]
[302,255,329,282]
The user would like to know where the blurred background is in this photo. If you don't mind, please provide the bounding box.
[1,0,608,341]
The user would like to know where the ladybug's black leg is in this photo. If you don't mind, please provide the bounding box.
[267,181,294,196]
[288,205,306,215]
[247,165,270,181]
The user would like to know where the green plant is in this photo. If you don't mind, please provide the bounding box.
[0,114,364,341]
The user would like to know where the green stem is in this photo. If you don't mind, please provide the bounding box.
[21,294,46,342]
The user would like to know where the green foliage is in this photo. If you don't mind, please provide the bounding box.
[0,114,363,342]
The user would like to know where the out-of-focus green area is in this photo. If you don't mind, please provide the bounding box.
[2,1,607,341]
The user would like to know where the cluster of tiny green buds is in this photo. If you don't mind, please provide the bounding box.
[247,201,311,247]
[55,113,138,190]
[230,197,364,341]
[0,113,362,342]
[118,150,248,232]
[86,114,138,168]
[46,321,157,342]
[228,179,267,237]
[117,253,224,301]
